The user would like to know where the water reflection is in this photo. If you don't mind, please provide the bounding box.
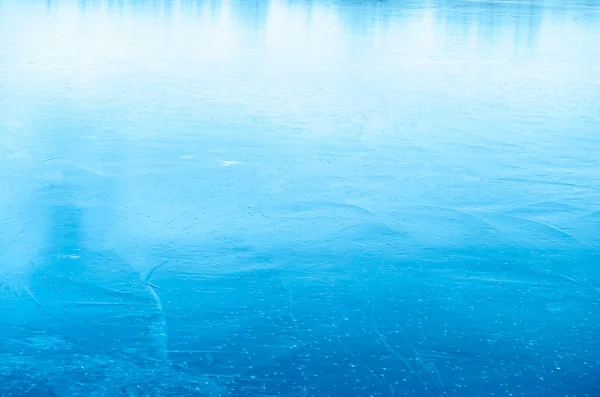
[34,0,598,44]
[45,0,599,34]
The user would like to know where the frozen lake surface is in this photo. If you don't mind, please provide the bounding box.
[1,0,599,395]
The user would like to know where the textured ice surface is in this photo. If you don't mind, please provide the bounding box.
[0,0,599,396]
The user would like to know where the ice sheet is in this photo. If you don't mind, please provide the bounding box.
[1,0,599,395]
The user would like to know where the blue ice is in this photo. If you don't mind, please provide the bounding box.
[0,0,599,396]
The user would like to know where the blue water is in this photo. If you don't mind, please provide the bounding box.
[1,0,599,395]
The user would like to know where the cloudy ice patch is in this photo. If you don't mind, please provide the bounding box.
[220,160,239,167]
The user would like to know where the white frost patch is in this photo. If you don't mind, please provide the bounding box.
[220,160,239,167]
[180,155,195,159]
[57,254,80,259]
